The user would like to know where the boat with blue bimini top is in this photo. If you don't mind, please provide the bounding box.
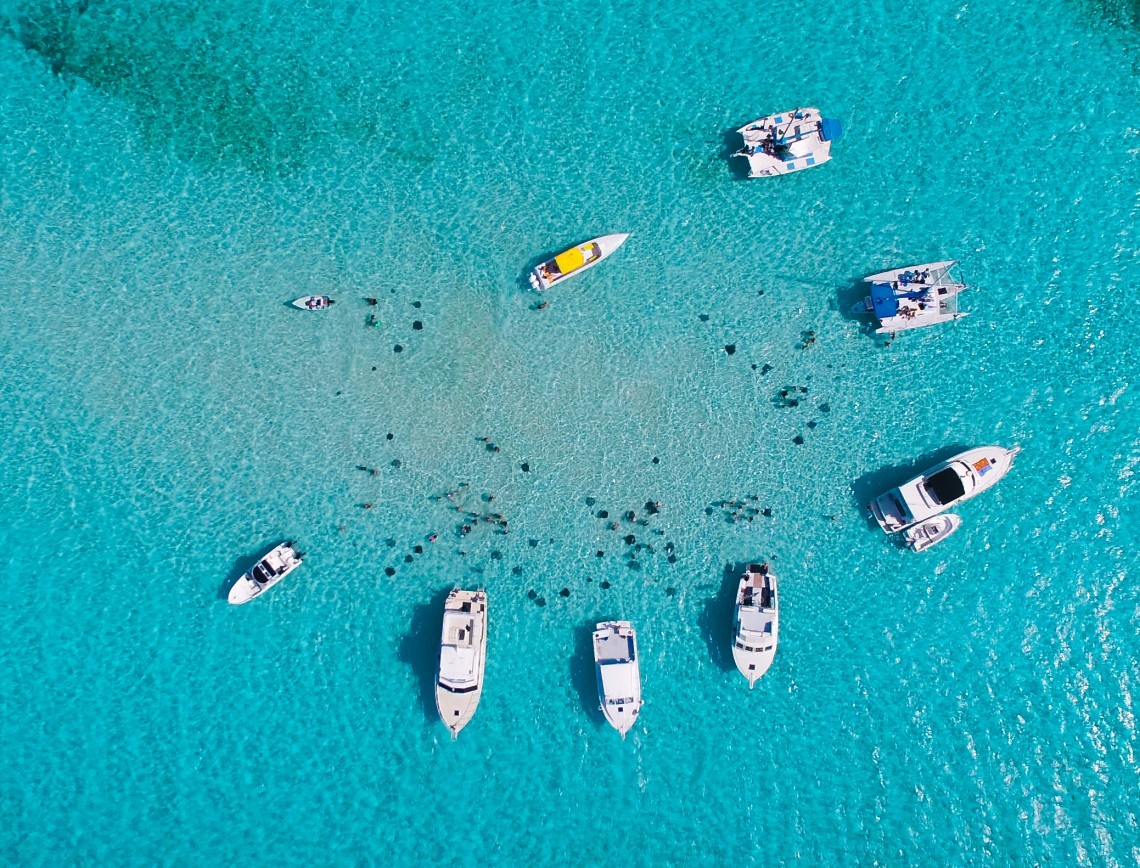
[593,620,643,738]
[868,446,1021,534]
[733,107,842,177]
[851,260,969,335]
[528,234,629,291]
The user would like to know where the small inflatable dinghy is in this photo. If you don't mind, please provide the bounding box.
[903,514,962,552]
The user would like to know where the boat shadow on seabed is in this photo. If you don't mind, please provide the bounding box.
[719,127,752,180]
[398,586,452,724]
[697,562,745,672]
[570,620,609,726]
[850,444,974,528]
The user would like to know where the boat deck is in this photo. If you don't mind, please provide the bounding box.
[738,608,775,636]
[595,631,634,663]
[442,611,476,647]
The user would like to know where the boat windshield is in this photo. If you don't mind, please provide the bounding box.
[890,492,910,520]
[924,468,965,505]
[438,682,478,694]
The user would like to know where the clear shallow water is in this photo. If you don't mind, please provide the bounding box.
[0,0,1137,863]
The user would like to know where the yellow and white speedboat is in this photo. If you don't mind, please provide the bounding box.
[528,233,628,291]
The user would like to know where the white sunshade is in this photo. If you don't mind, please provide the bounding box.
[439,646,476,683]
[600,662,637,702]
[738,609,773,635]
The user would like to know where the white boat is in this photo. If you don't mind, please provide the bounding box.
[593,620,643,738]
[869,446,1021,533]
[731,563,778,688]
[528,233,628,291]
[435,588,488,739]
[733,107,842,177]
[851,261,968,334]
[291,296,334,310]
[227,542,304,605]
[904,514,963,552]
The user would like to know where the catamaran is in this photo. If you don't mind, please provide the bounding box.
[869,446,1021,533]
[732,107,842,177]
[227,542,304,605]
[593,620,643,738]
[851,261,969,335]
[731,563,779,687]
[435,588,488,739]
[528,234,628,291]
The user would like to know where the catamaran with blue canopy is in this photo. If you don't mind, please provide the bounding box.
[851,260,969,335]
[733,107,842,177]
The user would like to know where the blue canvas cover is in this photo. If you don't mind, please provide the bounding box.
[820,117,843,141]
[870,283,898,318]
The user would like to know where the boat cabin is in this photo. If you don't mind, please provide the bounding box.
[439,612,479,691]
[923,467,967,506]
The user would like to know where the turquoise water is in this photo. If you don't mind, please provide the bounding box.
[1,0,1137,862]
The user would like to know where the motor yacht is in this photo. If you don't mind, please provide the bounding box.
[869,446,1021,533]
[435,588,488,739]
[593,620,642,738]
[731,563,778,687]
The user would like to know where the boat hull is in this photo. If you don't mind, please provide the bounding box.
[593,620,642,738]
[904,514,963,552]
[529,233,629,290]
[435,589,488,738]
[863,261,958,284]
[731,647,776,687]
[852,261,970,334]
[870,446,1020,533]
[733,107,840,177]
[435,685,483,738]
[227,542,303,604]
[291,296,332,310]
[731,564,779,687]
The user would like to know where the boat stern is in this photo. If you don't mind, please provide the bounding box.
[868,490,910,533]
[529,268,550,291]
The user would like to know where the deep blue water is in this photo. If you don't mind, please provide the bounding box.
[0,0,1137,863]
